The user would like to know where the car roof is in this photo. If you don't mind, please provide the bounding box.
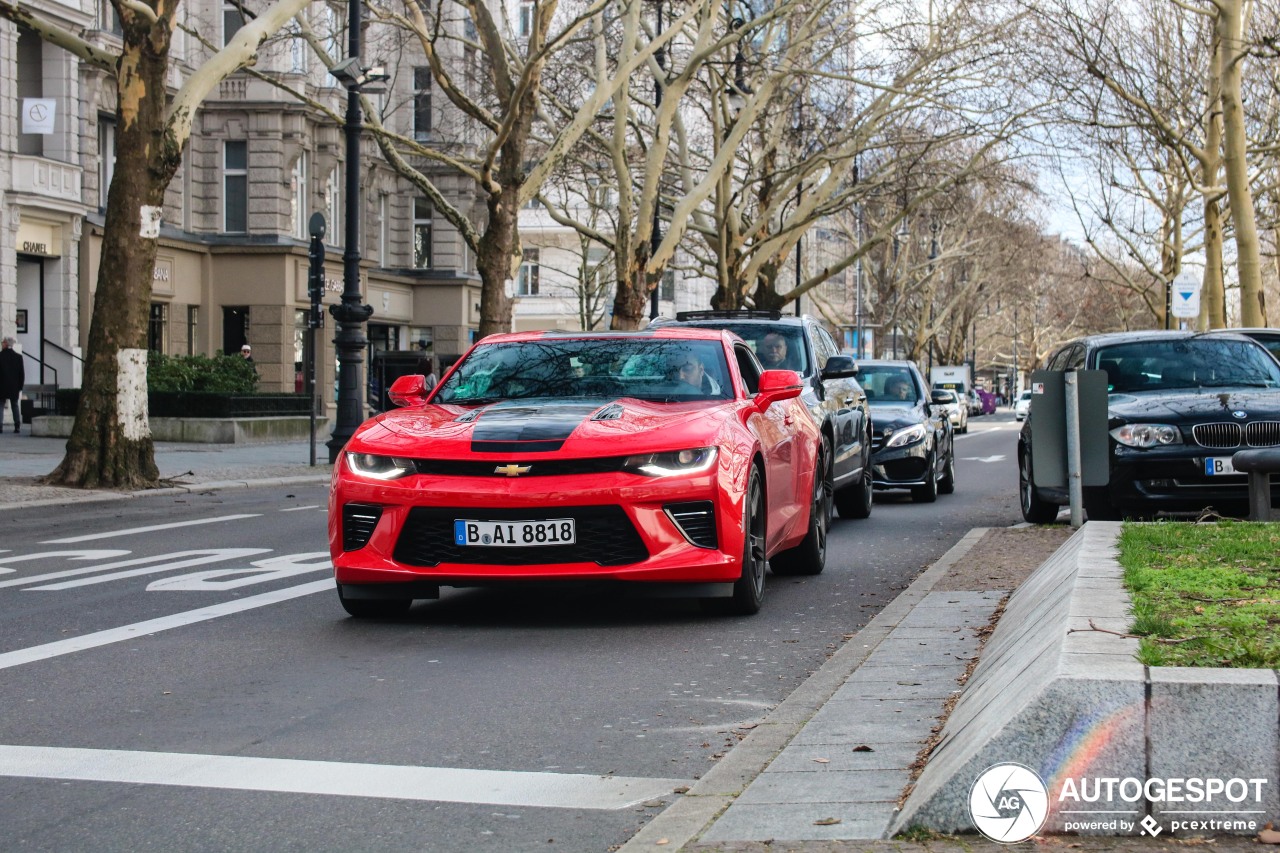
[476,327,740,345]
[654,310,810,328]
[855,359,920,370]
[1056,329,1257,349]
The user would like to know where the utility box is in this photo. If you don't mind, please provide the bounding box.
[1029,369,1110,489]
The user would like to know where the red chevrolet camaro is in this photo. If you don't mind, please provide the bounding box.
[328,328,826,617]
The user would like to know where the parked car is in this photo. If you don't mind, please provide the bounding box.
[936,388,969,433]
[1237,328,1280,363]
[1018,330,1280,522]
[966,389,983,416]
[1013,389,1033,420]
[854,359,956,502]
[329,328,824,618]
[655,310,875,519]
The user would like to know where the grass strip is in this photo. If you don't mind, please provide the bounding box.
[1118,520,1280,668]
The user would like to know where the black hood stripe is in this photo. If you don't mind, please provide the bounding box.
[469,402,607,453]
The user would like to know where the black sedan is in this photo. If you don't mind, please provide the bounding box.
[856,359,956,503]
[1019,330,1280,521]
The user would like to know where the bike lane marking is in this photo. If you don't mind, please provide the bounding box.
[0,744,688,810]
[0,579,332,670]
[41,514,262,544]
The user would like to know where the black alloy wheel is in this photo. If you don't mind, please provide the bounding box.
[938,446,956,495]
[911,453,939,503]
[707,465,767,615]
[1019,451,1059,523]
[772,443,830,576]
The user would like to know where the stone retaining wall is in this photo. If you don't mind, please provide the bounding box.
[891,522,1279,837]
[32,415,327,444]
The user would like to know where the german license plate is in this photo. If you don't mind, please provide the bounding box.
[454,518,576,547]
[1205,457,1237,476]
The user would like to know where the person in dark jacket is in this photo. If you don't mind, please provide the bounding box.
[0,336,24,434]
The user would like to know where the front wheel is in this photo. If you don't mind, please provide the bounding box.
[1019,452,1059,523]
[705,466,766,615]
[337,586,413,619]
[836,466,874,519]
[938,449,956,495]
[772,444,830,576]
[911,454,939,503]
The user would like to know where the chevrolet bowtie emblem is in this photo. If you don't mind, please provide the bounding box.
[494,464,532,477]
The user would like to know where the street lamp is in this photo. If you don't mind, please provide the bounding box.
[927,221,938,373]
[650,0,666,321]
[326,1,389,464]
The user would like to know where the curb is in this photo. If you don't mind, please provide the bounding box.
[0,474,331,512]
[618,527,993,852]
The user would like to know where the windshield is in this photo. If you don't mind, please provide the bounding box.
[1095,339,1280,392]
[434,338,733,403]
[858,365,920,404]
[690,323,809,375]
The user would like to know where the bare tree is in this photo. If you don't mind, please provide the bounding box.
[0,0,311,489]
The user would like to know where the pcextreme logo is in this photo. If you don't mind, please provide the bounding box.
[968,763,1049,843]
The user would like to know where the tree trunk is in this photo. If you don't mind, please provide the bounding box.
[1201,35,1227,330]
[611,260,651,330]
[1216,0,1265,325]
[475,187,516,339]
[46,24,179,489]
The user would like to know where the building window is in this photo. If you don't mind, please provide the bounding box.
[518,2,534,36]
[379,194,389,264]
[325,168,340,246]
[291,151,308,239]
[223,1,245,45]
[99,1,122,34]
[413,198,433,269]
[148,303,168,354]
[289,21,308,73]
[517,249,540,296]
[187,305,199,356]
[413,67,433,139]
[98,117,116,210]
[17,26,44,157]
[223,140,248,233]
[660,270,675,302]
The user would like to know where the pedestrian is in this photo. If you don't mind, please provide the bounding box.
[416,355,438,391]
[0,336,24,434]
[240,344,253,362]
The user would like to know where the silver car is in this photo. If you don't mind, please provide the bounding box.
[936,389,969,434]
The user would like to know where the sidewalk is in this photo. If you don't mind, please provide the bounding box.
[0,435,330,511]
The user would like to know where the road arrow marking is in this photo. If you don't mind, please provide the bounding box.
[961,455,1006,463]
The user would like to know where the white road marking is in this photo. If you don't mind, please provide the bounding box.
[147,553,331,591]
[961,455,1006,463]
[279,505,320,512]
[2,549,270,591]
[0,745,686,810]
[0,579,332,670]
[41,514,262,544]
[0,550,131,576]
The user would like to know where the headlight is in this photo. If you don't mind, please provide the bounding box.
[623,447,718,477]
[884,423,927,448]
[1110,424,1182,448]
[346,452,415,480]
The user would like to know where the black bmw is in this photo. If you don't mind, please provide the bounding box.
[1019,330,1280,521]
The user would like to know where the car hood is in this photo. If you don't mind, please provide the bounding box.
[1108,388,1280,422]
[353,397,730,456]
[868,404,922,431]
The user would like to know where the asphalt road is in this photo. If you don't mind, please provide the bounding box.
[0,414,1024,852]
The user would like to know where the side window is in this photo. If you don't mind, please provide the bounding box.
[1065,346,1086,372]
[735,344,761,395]
[808,324,836,371]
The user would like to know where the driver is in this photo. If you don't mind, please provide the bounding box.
[669,352,706,391]
[885,376,914,400]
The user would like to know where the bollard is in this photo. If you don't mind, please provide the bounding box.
[1229,448,1280,521]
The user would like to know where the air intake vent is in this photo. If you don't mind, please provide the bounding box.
[1192,422,1242,449]
[1245,421,1280,447]
[343,504,383,551]
[665,501,717,549]
[593,403,625,421]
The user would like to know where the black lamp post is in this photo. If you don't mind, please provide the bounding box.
[650,0,665,321]
[927,221,938,374]
[326,1,388,464]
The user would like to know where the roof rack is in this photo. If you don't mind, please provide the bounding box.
[675,310,784,321]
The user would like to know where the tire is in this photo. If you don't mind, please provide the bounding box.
[705,465,766,615]
[337,586,413,619]
[1019,451,1059,523]
[772,444,830,576]
[938,448,956,495]
[911,453,939,503]
[836,466,873,519]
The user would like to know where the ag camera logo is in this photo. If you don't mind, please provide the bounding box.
[969,762,1049,843]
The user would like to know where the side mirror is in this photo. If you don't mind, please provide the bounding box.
[388,374,428,408]
[821,355,859,379]
[755,369,804,410]
[930,389,952,406]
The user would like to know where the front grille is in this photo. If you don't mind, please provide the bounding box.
[665,501,717,549]
[412,457,627,477]
[392,506,648,567]
[1245,421,1280,447]
[1192,422,1241,449]
[342,504,383,551]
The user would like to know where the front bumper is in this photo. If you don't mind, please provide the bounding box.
[328,464,747,587]
[870,437,931,489]
[1105,445,1280,514]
